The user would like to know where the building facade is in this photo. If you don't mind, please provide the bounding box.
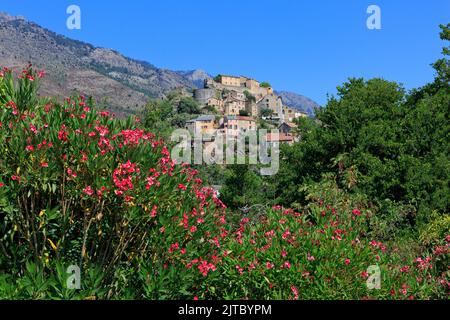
[185,115,217,136]
[223,115,257,138]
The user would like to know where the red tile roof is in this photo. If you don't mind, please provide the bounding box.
[265,133,294,142]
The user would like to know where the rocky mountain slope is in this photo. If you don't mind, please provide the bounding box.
[0,12,198,115]
[275,91,320,117]
[176,69,211,89]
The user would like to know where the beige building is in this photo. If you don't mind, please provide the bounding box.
[244,78,260,92]
[206,97,224,113]
[224,96,246,116]
[218,75,241,87]
[282,106,308,122]
[229,90,246,100]
[223,115,256,138]
[185,115,217,136]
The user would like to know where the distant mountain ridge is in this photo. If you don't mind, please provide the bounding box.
[275,91,320,117]
[0,12,319,116]
[176,69,212,89]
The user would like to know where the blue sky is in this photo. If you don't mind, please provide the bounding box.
[1,0,449,105]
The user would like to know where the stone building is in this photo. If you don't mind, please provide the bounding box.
[279,121,297,134]
[257,93,283,117]
[245,100,259,117]
[217,75,241,87]
[193,88,216,104]
[224,96,246,116]
[265,132,294,146]
[282,106,308,122]
[185,115,217,136]
[222,115,257,138]
[206,97,224,113]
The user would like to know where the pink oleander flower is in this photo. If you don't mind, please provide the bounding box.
[400,266,410,273]
[282,229,291,240]
[198,260,216,277]
[291,285,299,300]
[236,265,244,275]
[169,242,179,253]
[83,186,94,196]
[150,205,157,218]
[67,168,77,178]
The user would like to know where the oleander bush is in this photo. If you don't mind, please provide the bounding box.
[209,176,449,299]
[0,66,228,299]
[0,66,448,300]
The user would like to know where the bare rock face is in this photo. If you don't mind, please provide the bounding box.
[177,69,212,88]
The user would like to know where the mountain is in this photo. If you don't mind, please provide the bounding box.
[275,91,320,117]
[0,12,319,116]
[0,12,200,115]
[176,69,212,89]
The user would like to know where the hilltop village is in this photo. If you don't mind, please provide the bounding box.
[185,75,309,145]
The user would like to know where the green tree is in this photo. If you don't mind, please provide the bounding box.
[177,96,200,114]
[140,99,175,137]
[220,165,275,210]
[239,109,249,116]
[260,108,273,117]
[275,25,450,223]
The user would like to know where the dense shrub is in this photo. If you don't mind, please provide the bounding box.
[0,66,228,299]
[210,177,449,299]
